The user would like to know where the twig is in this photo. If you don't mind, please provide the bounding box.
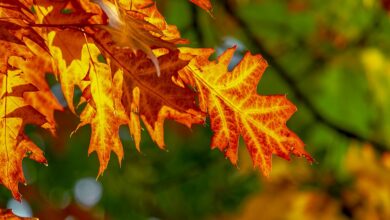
[191,4,204,46]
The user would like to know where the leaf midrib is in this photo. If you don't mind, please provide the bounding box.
[190,66,289,146]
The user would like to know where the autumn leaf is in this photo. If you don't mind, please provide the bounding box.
[75,43,128,176]
[48,30,91,113]
[43,15,127,175]
[35,0,95,25]
[190,0,213,14]
[344,144,390,219]
[8,38,63,131]
[180,47,313,175]
[117,0,187,43]
[93,0,179,77]
[0,70,48,201]
[117,49,204,150]
[94,32,202,144]
[0,0,48,75]
[0,1,59,200]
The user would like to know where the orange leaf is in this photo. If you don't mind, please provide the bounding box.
[0,1,47,75]
[0,70,48,201]
[93,0,180,77]
[113,48,205,149]
[35,0,100,25]
[91,25,204,150]
[8,38,63,130]
[126,0,187,43]
[48,30,90,113]
[181,47,313,175]
[75,44,128,176]
[190,0,213,14]
[0,4,55,199]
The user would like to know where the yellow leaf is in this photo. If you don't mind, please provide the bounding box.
[77,44,127,176]
[0,70,47,201]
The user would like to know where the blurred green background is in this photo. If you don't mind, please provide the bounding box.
[1,0,390,219]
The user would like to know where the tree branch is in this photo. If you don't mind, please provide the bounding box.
[191,4,204,46]
[222,1,389,153]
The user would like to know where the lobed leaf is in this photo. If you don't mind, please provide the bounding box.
[0,70,48,201]
[180,47,313,175]
[76,44,128,176]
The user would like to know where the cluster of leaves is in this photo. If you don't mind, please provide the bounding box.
[0,0,312,202]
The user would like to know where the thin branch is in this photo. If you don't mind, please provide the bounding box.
[190,4,204,46]
[222,1,389,153]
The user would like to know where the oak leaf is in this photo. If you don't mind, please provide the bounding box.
[0,70,48,201]
[48,30,90,113]
[0,0,47,75]
[8,38,63,130]
[0,2,58,200]
[117,49,205,150]
[97,32,204,141]
[75,43,128,176]
[92,29,204,152]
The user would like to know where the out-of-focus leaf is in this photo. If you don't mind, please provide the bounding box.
[343,144,390,219]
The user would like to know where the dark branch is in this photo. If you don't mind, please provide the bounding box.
[222,1,389,153]
[190,5,204,46]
